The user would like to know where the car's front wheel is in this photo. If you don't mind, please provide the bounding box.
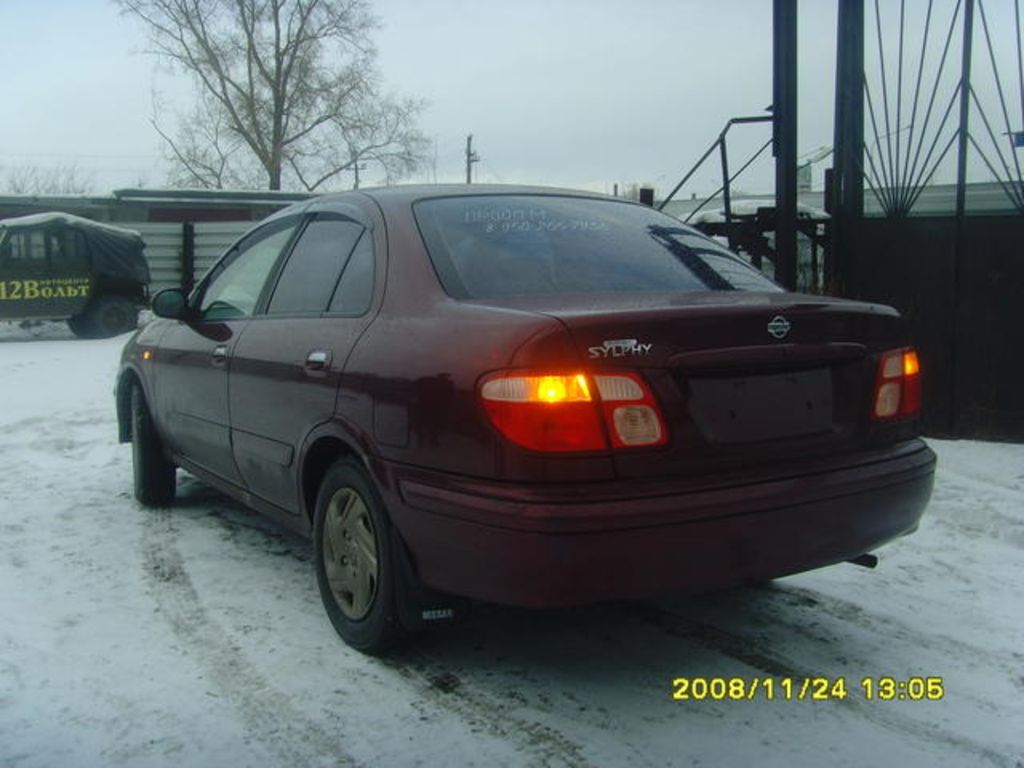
[314,458,402,654]
[131,385,176,506]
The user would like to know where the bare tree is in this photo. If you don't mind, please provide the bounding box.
[342,95,430,187]
[117,0,427,191]
[284,93,429,190]
[0,164,95,195]
[154,90,264,189]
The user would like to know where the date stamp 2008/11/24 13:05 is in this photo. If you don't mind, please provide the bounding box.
[671,676,946,702]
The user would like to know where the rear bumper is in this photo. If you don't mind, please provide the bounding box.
[380,440,936,607]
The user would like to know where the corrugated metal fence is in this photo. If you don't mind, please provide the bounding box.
[128,221,250,294]
[131,223,183,294]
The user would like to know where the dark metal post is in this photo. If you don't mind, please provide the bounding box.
[773,0,799,290]
[181,221,195,295]
[719,137,736,249]
[954,0,975,219]
[719,139,733,221]
[832,0,865,295]
[823,166,835,288]
[950,0,976,436]
[465,134,479,184]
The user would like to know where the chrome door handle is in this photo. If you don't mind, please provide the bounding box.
[211,345,228,363]
[305,350,331,370]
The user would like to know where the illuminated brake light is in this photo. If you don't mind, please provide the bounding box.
[872,348,922,421]
[903,350,920,377]
[481,374,591,403]
[480,373,605,452]
[479,371,669,452]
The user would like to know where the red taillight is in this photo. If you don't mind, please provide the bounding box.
[480,373,605,451]
[872,348,922,421]
[479,371,668,452]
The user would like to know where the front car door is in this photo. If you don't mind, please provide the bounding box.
[154,215,302,486]
[228,202,380,513]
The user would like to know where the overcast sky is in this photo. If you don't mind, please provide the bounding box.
[1,1,1011,198]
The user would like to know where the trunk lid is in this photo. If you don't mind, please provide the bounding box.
[470,291,909,479]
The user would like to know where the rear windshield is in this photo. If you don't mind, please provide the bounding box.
[414,195,781,298]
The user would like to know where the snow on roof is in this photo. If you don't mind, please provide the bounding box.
[0,212,142,239]
[689,200,831,224]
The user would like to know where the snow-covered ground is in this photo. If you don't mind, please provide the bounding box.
[1,323,1022,768]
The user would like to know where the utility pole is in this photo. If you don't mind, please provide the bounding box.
[431,136,438,184]
[465,134,480,184]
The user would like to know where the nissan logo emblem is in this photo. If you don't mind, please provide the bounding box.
[767,315,791,339]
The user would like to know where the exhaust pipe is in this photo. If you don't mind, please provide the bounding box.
[847,553,878,569]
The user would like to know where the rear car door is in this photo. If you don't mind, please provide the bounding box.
[154,216,301,485]
[228,207,379,513]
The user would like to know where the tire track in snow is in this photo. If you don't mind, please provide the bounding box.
[765,584,1024,673]
[142,504,590,767]
[381,651,592,768]
[140,509,356,768]
[627,604,1015,768]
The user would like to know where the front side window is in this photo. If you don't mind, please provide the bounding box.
[414,195,782,298]
[267,216,364,315]
[199,220,298,320]
[1,230,47,267]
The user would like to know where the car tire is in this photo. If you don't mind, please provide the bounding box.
[131,384,176,507]
[314,457,403,654]
[87,295,139,338]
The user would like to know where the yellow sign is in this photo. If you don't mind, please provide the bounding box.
[0,278,91,301]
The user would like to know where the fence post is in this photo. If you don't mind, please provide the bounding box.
[948,0,976,437]
[773,0,799,291]
[832,0,865,296]
[181,221,195,295]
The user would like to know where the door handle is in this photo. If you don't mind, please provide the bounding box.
[211,344,228,364]
[305,349,332,371]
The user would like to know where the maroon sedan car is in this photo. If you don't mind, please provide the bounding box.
[116,185,935,653]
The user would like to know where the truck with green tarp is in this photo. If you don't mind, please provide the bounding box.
[0,213,150,337]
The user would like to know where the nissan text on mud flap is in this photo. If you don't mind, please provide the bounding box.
[116,185,935,655]
[0,213,150,337]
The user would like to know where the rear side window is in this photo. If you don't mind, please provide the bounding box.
[414,195,781,298]
[327,231,374,315]
[49,229,90,270]
[267,216,364,315]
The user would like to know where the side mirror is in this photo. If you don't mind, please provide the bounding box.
[151,288,191,320]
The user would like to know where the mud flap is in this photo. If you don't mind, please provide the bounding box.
[391,527,469,632]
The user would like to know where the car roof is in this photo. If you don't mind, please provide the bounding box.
[264,184,646,226]
[339,184,627,213]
